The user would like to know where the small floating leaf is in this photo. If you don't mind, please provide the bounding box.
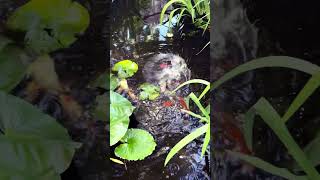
[138,83,160,101]
[115,129,156,161]
[110,91,134,146]
[112,60,138,79]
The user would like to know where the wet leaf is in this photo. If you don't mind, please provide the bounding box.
[0,91,80,179]
[112,60,138,79]
[138,83,160,101]
[7,0,89,53]
[110,91,134,146]
[115,129,156,161]
[0,45,30,92]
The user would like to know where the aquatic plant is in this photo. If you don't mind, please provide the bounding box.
[0,91,80,179]
[164,79,210,166]
[212,56,320,179]
[160,0,210,31]
[109,60,157,162]
[138,83,160,101]
[7,0,89,54]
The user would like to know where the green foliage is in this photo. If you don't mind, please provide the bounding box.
[110,91,134,146]
[7,0,89,54]
[165,79,210,166]
[0,91,80,180]
[94,94,107,121]
[211,56,320,179]
[138,83,160,100]
[112,60,138,79]
[160,0,210,31]
[0,40,30,92]
[109,60,157,161]
[115,129,156,161]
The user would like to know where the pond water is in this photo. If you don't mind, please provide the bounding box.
[111,0,210,179]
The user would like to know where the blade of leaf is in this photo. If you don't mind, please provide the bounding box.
[164,124,208,166]
[227,150,307,180]
[201,124,210,157]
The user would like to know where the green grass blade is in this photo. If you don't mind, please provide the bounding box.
[198,84,210,100]
[302,135,320,168]
[227,150,307,180]
[201,124,210,157]
[168,8,182,28]
[249,97,320,179]
[243,107,256,150]
[164,124,208,166]
[189,93,209,119]
[172,79,210,93]
[282,72,320,123]
[181,109,208,122]
[160,0,186,25]
[212,56,320,91]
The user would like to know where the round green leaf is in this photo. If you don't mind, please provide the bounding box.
[138,83,160,101]
[112,60,138,79]
[7,0,90,53]
[0,91,80,178]
[115,129,156,161]
[110,91,134,146]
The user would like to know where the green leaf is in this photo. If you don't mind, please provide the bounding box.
[110,91,134,146]
[91,73,119,90]
[0,35,13,51]
[138,83,160,101]
[0,91,80,179]
[227,151,307,180]
[94,94,107,121]
[165,124,208,166]
[115,129,156,161]
[7,0,90,53]
[243,98,320,179]
[112,60,138,79]
[0,45,30,92]
[201,124,210,157]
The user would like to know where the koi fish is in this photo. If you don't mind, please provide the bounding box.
[219,112,251,155]
[162,96,189,111]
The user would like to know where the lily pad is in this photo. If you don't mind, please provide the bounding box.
[110,91,134,146]
[7,0,90,53]
[112,60,138,79]
[0,91,80,179]
[115,128,156,160]
[138,83,160,100]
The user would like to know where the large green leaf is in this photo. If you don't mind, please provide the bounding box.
[0,91,80,179]
[7,0,89,53]
[112,60,138,79]
[0,45,30,92]
[115,128,156,161]
[110,91,134,146]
